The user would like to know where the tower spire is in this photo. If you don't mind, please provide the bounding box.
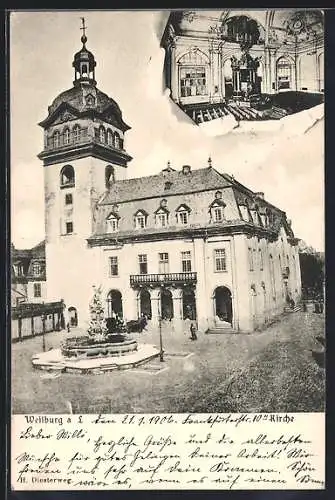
[80,17,87,46]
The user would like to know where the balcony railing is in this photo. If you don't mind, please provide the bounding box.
[130,272,197,287]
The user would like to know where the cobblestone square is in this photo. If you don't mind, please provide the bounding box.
[12,311,325,414]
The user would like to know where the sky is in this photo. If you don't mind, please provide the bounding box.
[10,10,324,251]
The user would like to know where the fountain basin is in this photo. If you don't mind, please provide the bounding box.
[32,343,160,374]
[61,335,138,359]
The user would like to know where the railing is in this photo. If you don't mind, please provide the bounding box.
[130,272,197,287]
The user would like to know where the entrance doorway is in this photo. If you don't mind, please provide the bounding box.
[68,306,78,327]
[161,288,174,320]
[106,290,123,319]
[182,287,196,320]
[214,286,233,324]
[139,289,152,319]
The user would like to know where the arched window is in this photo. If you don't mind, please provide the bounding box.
[105,165,115,188]
[60,165,75,187]
[63,128,70,145]
[178,49,209,98]
[176,204,191,225]
[99,126,106,143]
[114,132,120,149]
[73,125,81,143]
[53,131,60,148]
[107,129,114,147]
[276,56,294,91]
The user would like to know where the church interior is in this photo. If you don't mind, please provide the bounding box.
[161,10,324,125]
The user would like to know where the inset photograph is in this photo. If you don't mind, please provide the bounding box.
[161,10,324,126]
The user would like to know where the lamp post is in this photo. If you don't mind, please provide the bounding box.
[41,312,46,352]
[158,289,164,362]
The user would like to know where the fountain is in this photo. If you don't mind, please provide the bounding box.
[32,286,160,374]
[60,286,138,359]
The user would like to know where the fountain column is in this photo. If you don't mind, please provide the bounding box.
[150,288,161,327]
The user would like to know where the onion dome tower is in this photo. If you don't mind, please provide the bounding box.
[38,18,132,170]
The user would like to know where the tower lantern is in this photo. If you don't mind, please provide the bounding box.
[72,18,97,86]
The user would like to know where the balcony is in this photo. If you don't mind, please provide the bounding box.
[130,272,197,287]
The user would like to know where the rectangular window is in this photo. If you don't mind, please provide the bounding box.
[180,66,207,97]
[136,215,146,229]
[66,221,73,234]
[158,252,169,274]
[65,193,73,205]
[109,256,118,276]
[108,218,118,232]
[34,283,41,298]
[32,262,41,276]
[157,213,167,227]
[248,247,254,271]
[259,249,264,271]
[214,207,223,222]
[178,211,188,225]
[181,251,192,272]
[138,254,148,274]
[214,249,226,272]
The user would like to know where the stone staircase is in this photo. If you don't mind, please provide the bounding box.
[206,322,237,335]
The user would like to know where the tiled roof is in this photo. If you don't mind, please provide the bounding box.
[100,167,232,205]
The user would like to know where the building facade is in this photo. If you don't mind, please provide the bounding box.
[11,241,47,306]
[37,27,302,333]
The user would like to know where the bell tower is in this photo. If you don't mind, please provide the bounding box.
[37,19,132,312]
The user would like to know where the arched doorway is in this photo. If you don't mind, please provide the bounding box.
[276,56,294,91]
[214,286,233,324]
[161,288,174,320]
[139,289,152,319]
[182,287,196,320]
[68,306,78,327]
[106,290,123,319]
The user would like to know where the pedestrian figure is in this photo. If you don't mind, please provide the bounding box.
[190,322,197,341]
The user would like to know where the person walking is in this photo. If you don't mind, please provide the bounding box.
[190,322,197,341]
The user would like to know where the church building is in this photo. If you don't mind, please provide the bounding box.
[37,23,302,333]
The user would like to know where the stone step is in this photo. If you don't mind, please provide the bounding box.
[206,328,238,335]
